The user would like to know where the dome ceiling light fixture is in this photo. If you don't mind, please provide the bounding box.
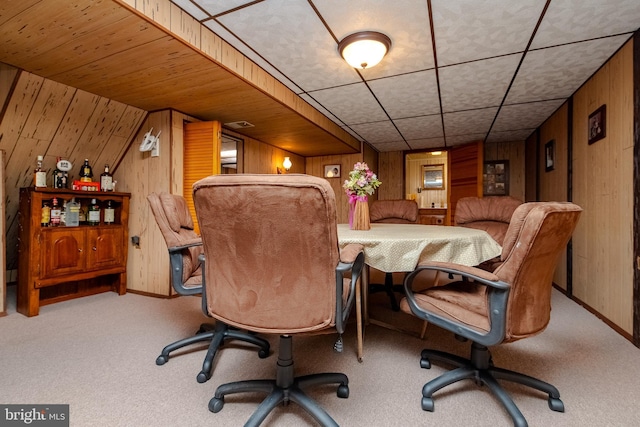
[338,31,392,70]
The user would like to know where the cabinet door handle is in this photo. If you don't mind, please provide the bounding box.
[92,246,97,251]
[78,248,83,253]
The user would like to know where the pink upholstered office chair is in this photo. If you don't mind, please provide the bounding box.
[400,202,582,427]
[148,192,270,383]
[369,199,419,311]
[454,195,522,271]
[193,174,364,426]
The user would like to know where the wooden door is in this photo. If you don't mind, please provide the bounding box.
[183,121,222,233]
[448,141,483,225]
[87,227,124,269]
[40,228,86,279]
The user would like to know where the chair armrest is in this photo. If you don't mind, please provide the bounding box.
[403,261,510,346]
[335,246,365,335]
[167,237,203,254]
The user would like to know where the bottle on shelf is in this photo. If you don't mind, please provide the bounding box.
[78,201,86,224]
[88,198,100,226]
[52,157,64,189]
[79,159,93,182]
[50,197,61,227]
[104,200,115,224]
[41,200,51,227]
[100,164,113,191]
[34,155,47,188]
[66,198,80,227]
[60,199,67,226]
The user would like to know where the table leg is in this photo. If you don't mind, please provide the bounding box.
[355,268,364,362]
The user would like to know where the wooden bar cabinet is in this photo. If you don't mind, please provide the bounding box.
[17,187,130,316]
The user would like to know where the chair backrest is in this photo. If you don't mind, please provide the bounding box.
[147,192,202,286]
[370,199,419,224]
[493,202,582,342]
[192,174,342,335]
[454,196,522,245]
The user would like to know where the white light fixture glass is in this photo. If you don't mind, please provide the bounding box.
[338,31,391,69]
[283,157,292,171]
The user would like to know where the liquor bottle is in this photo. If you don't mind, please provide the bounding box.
[41,200,51,227]
[88,198,100,225]
[66,198,80,227]
[60,199,67,226]
[79,159,93,182]
[52,157,63,189]
[100,164,113,191]
[50,197,61,227]
[34,155,47,188]
[78,201,86,224]
[103,200,115,224]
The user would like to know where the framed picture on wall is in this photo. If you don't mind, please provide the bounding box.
[324,164,341,178]
[483,160,509,196]
[545,139,555,172]
[588,104,606,145]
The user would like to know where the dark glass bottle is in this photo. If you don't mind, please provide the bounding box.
[104,200,115,224]
[79,159,93,182]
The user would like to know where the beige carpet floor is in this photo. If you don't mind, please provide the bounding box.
[1,284,639,426]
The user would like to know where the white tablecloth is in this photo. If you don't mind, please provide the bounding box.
[337,223,502,272]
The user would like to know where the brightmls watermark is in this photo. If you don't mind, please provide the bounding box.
[0,405,68,426]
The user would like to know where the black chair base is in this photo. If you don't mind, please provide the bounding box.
[419,342,564,427]
[209,335,349,427]
[156,322,270,383]
[369,272,404,311]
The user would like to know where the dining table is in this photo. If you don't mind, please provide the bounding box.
[337,223,502,362]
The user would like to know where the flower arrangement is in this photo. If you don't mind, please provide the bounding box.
[343,162,381,201]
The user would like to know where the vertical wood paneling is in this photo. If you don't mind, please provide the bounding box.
[305,152,363,224]
[377,151,404,200]
[572,40,634,334]
[484,140,526,201]
[114,110,199,296]
[0,68,145,273]
[524,132,538,202]
[449,141,483,224]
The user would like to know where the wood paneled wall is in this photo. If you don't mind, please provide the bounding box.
[484,140,526,201]
[377,151,404,200]
[571,40,634,335]
[0,150,5,316]
[306,150,365,224]
[0,65,146,272]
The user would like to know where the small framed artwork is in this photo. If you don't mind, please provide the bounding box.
[545,139,555,172]
[422,164,445,190]
[324,164,341,178]
[588,104,606,145]
[483,160,509,196]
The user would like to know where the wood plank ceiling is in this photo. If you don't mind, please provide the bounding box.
[0,0,360,157]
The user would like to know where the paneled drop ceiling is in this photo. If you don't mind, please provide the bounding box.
[173,0,640,152]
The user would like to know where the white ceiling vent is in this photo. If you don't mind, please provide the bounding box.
[224,121,255,129]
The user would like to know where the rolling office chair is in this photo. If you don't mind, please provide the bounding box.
[454,195,523,271]
[147,192,270,383]
[400,202,582,427]
[368,199,419,311]
[192,174,364,427]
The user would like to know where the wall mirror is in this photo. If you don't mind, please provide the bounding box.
[422,164,445,190]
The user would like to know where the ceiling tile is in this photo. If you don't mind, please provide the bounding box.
[349,121,403,144]
[486,129,535,143]
[446,133,488,146]
[439,54,520,112]
[368,70,440,119]
[395,115,443,140]
[406,137,446,150]
[531,0,640,49]
[432,0,545,65]
[310,83,388,125]
[506,35,630,104]
[493,99,565,132]
[443,108,498,137]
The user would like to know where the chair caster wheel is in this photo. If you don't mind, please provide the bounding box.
[258,348,270,359]
[197,371,210,384]
[420,358,431,369]
[421,397,435,412]
[337,384,349,399]
[156,355,168,366]
[209,397,224,413]
[548,397,564,412]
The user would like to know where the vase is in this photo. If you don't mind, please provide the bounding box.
[349,198,370,230]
